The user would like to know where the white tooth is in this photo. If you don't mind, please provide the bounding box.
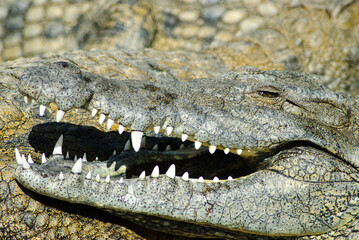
[39,105,46,116]
[166,164,176,178]
[105,175,110,183]
[152,144,158,151]
[56,110,65,122]
[194,141,202,150]
[95,157,99,161]
[118,124,125,134]
[41,153,47,163]
[22,157,30,169]
[179,144,185,150]
[165,145,171,151]
[15,148,22,164]
[99,113,106,125]
[139,171,146,180]
[82,153,87,162]
[236,149,243,155]
[96,174,100,182]
[224,148,230,154]
[107,119,114,129]
[198,176,204,182]
[119,165,127,174]
[108,162,116,170]
[119,177,124,184]
[59,172,64,180]
[181,172,189,181]
[124,140,131,151]
[24,96,29,104]
[66,151,70,159]
[181,133,188,142]
[213,176,219,183]
[141,136,146,148]
[166,126,173,135]
[154,126,160,134]
[151,165,160,178]
[53,135,63,155]
[74,155,78,162]
[71,158,82,173]
[113,150,116,155]
[209,145,216,154]
[21,154,26,164]
[27,155,34,164]
[85,171,92,179]
[91,108,98,117]
[131,131,143,152]
[228,176,233,181]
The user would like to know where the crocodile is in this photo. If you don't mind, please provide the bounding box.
[0,0,359,239]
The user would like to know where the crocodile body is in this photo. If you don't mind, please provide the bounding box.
[0,0,359,239]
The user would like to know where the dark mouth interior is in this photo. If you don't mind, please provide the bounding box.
[29,123,258,180]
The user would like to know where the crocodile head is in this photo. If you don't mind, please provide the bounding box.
[14,62,359,239]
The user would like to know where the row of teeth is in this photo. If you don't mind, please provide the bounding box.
[15,145,234,184]
[26,96,250,156]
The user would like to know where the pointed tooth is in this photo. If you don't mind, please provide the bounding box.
[99,113,106,125]
[118,124,125,134]
[107,119,114,130]
[59,172,64,180]
[236,149,243,155]
[165,145,171,151]
[53,135,63,155]
[113,150,116,155]
[181,172,189,181]
[228,176,233,181]
[166,126,173,135]
[39,105,46,116]
[198,176,204,182]
[194,141,202,150]
[108,162,116,170]
[131,131,143,152]
[154,126,160,134]
[105,175,110,183]
[181,133,188,142]
[224,148,230,154]
[22,157,30,169]
[24,96,29,104]
[141,136,146,148]
[213,176,219,183]
[56,110,65,122]
[65,151,70,159]
[119,177,124,184]
[151,165,160,178]
[91,108,98,117]
[71,158,82,173]
[152,144,158,151]
[96,174,100,182]
[124,139,131,151]
[166,164,176,178]
[21,154,26,164]
[209,145,216,154]
[118,165,127,174]
[85,171,92,180]
[179,144,185,150]
[27,155,34,164]
[82,153,87,162]
[41,153,47,163]
[139,171,146,180]
[74,155,78,162]
[95,156,99,161]
[15,148,22,164]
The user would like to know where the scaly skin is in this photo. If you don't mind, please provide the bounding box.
[0,0,359,239]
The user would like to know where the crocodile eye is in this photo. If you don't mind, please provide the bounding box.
[257,90,280,98]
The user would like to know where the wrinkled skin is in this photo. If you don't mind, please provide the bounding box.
[1,0,359,239]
